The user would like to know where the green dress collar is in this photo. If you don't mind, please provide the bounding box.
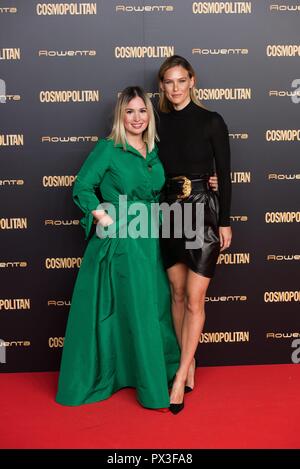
[114,141,157,162]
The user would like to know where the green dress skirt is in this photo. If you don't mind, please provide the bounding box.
[56,139,180,409]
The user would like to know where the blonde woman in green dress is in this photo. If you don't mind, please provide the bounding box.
[56,87,180,410]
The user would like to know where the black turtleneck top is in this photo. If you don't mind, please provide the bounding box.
[157,100,231,226]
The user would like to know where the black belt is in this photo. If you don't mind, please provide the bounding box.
[165,175,210,200]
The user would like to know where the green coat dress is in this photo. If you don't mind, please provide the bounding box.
[56,138,180,409]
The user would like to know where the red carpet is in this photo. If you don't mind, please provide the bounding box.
[0,364,299,449]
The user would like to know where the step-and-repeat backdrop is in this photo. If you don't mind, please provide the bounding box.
[1,1,299,372]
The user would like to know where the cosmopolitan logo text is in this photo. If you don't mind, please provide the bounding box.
[0,218,27,230]
[0,299,30,310]
[36,3,97,15]
[264,291,300,302]
[195,88,251,100]
[266,44,300,56]
[45,258,82,269]
[217,253,250,264]
[200,331,250,343]
[39,90,99,102]
[265,212,300,223]
[0,134,24,146]
[0,48,20,60]
[192,2,252,14]
[266,129,300,141]
[42,175,76,187]
[48,337,64,347]
[115,46,174,59]
[231,172,251,183]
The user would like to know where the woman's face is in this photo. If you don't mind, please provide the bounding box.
[123,96,149,137]
[160,65,195,109]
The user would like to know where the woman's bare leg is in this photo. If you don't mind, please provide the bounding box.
[170,269,211,405]
[167,263,188,346]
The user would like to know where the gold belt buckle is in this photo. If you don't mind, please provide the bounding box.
[172,176,192,200]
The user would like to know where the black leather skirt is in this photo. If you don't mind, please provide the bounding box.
[160,175,220,278]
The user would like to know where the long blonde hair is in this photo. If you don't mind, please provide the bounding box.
[108,86,157,152]
[158,55,204,113]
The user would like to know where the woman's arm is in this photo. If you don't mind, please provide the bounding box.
[210,112,232,250]
[210,112,231,227]
[72,139,112,239]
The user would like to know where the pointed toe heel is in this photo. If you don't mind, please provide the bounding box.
[184,385,193,394]
[169,401,184,415]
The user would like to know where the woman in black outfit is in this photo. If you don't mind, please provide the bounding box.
[157,56,232,414]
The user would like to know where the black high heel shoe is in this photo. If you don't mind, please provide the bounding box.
[184,385,193,393]
[169,401,184,415]
[169,374,185,414]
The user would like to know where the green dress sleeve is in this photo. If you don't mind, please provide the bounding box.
[73,139,111,239]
